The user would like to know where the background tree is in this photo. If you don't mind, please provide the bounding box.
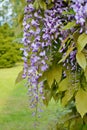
[0,23,23,68]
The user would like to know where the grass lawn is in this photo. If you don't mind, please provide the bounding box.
[0,64,58,130]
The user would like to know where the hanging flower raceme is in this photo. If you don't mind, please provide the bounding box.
[23,0,50,115]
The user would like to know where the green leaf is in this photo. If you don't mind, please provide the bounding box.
[15,70,23,84]
[75,89,87,118]
[39,1,47,10]
[33,0,39,9]
[61,76,79,106]
[63,21,76,30]
[62,87,75,106]
[80,73,87,89]
[73,30,80,43]
[51,81,59,101]
[59,78,69,92]
[34,0,47,10]
[39,64,62,87]
[77,33,87,52]
[59,46,74,63]
[62,9,75,15]
[76,52,86,71]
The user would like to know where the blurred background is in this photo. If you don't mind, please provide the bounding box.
[0,0,25,68]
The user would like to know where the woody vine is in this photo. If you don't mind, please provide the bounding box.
[21,0,87,129]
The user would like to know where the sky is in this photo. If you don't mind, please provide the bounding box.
[0,0,13,25]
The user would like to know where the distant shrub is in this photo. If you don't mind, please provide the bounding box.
[0,23,23,68]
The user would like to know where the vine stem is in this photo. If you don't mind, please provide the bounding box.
[64,114,80,123]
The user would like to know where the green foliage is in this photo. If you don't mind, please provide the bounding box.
[38,63,62,105]
[0,24,23,68]
[76,52,86,71]
[39,26,87,125]
[39,64,62,86]
[62,8,75,15]
[34,0,47,10]
[63,21,76,30]
[77,33,87,52]
[34,0,54,10]
[58,78,69,92]
[58,46,74,63]
[75,89,87,118]
[47,100,72,130]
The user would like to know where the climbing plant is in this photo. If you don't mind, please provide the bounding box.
[17,0,87,129]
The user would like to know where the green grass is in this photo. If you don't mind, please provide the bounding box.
[0,64,58,130]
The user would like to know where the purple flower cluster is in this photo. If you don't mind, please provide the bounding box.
[23,0,49,112]
[43,0,68,43]
[71,0,87,33]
